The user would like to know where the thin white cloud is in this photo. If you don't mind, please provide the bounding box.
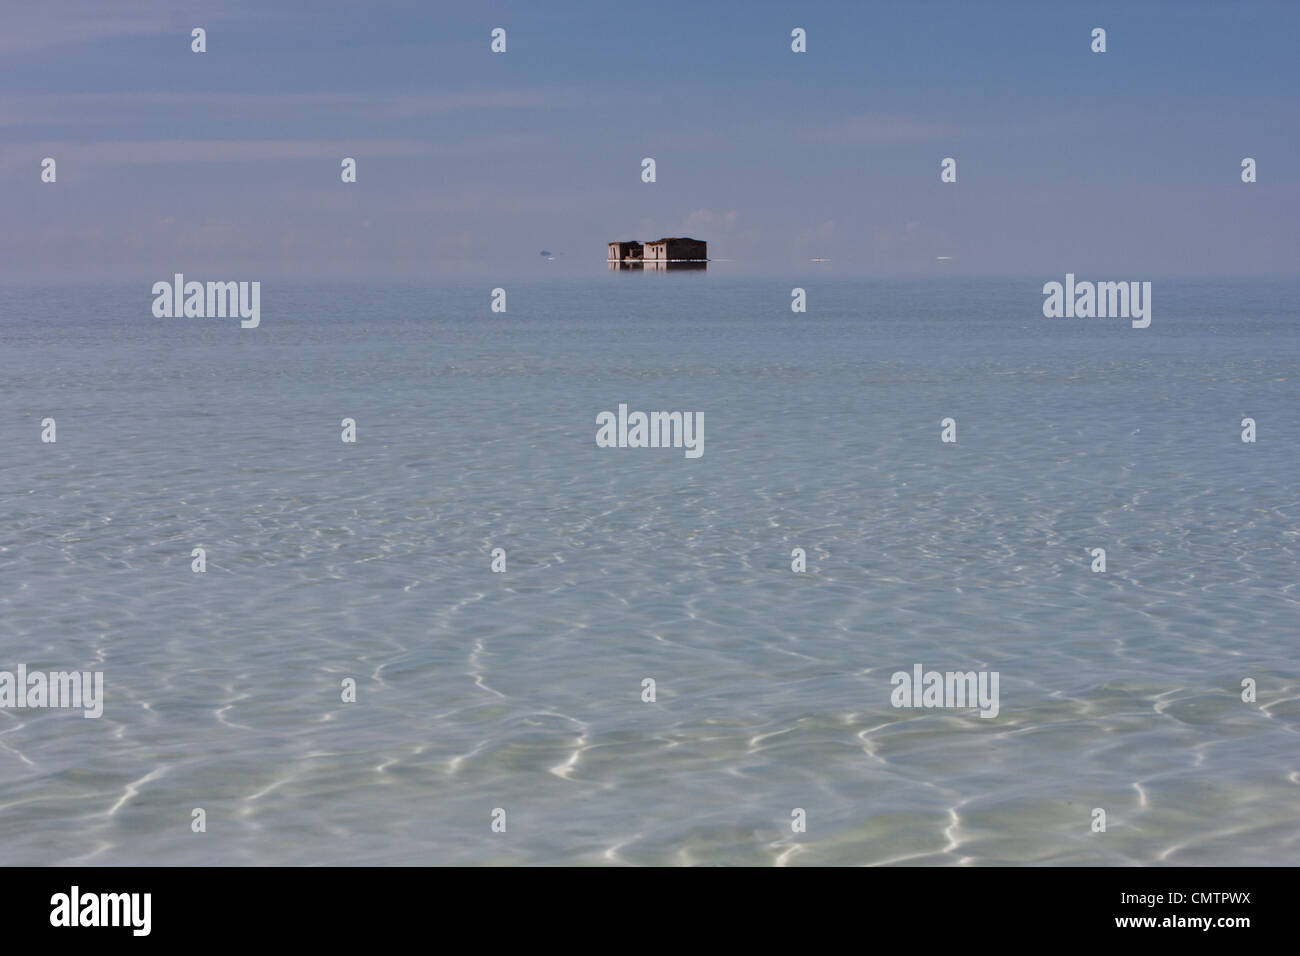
[684,209,739,231]
[809,113,949,144]
[0,135,545,168]
[0,89,575,127]
[0,0,221,54]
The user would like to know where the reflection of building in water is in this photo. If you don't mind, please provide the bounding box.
[644,259,706,271]
[608,237,706,269]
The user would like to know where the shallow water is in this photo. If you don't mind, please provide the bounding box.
[1,277,1296,865]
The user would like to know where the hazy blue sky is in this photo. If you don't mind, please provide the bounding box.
[2,0,1296,279]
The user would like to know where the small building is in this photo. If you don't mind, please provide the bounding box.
[643,237,707,262]
[608,241,643,261]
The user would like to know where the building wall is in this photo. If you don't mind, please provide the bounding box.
[610,242,645,260]
[666,239,707,260]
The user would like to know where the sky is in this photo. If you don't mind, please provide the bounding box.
[1,0,1297,280]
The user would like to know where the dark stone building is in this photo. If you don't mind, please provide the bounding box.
[643,237,707,262]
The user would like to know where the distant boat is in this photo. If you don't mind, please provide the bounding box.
[540,250,555,260]
[810,257,831,262]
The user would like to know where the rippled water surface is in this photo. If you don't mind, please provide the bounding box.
[1,277,1297,865]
